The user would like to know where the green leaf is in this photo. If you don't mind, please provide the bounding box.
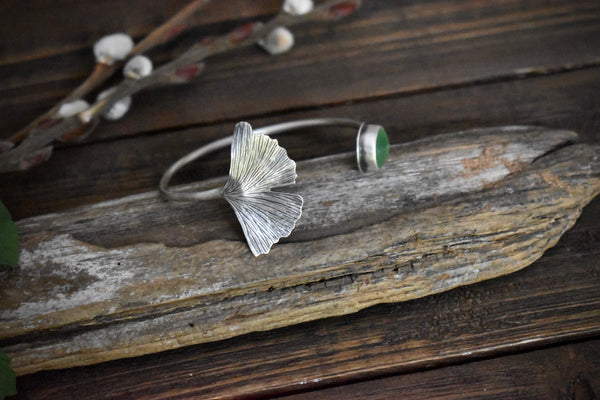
[0,350,17,399]
[0,201,18,268]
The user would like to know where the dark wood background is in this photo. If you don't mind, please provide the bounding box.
[1,0,599,398]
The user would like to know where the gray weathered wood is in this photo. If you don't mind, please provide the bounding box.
[1,126,598,375]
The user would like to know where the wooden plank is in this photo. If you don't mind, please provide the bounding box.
[1,0,599,140]
[1,1,598,399]
[2,66,599,220]
[1,127,598,375]
[274,340,600,399]
[12,218,600,399]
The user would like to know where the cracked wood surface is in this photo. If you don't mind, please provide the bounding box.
[1,126,598,375]
[1,0,600,398]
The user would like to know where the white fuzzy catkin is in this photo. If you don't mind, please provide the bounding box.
[123,55,153,79]
[57,100,90,118]
[94,33,134,65]
[97,87,132,120]
[282,0,314,15]
[258,26,295,55]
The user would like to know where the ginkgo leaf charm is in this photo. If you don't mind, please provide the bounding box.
[159,118,389,256]
[221,122,304,256]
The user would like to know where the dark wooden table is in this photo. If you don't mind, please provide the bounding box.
[1,0,599,398]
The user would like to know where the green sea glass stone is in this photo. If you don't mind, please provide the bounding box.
[376,127,389,168]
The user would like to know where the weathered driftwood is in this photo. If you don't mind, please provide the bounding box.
[1,126,598,375]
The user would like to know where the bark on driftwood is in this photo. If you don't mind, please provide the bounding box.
[1,126,598,375]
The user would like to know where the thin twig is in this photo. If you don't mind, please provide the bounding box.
[7,0,212,145]
[0,0,360,173]
[131,0,212,55]
[83,0,361,125]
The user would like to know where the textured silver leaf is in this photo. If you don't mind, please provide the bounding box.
[222,122,303,256]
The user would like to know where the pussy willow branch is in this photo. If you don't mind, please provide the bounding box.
[0,0,360,173]
[7,0,212,145]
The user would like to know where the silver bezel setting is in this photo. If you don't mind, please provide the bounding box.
[356,123,384,173]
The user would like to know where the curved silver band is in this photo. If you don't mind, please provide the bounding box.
[159,118,365,202]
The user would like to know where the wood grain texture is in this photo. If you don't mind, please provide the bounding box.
[13,226,600,399]
[1,0,599,398]
[2,126,598,375]
[1,0,599,142]
[276,340,600,400]
[2,66,599,220]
